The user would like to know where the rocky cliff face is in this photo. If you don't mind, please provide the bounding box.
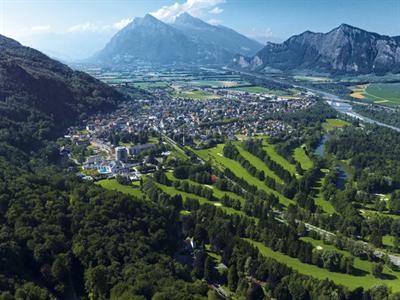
[172,12,262,57]
[232,24,400,75]
[94,13,262,66]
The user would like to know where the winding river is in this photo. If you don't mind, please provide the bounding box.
[314,90,400,132]
[230,68,400,132]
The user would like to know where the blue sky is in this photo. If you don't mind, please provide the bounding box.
[1,0,399,59]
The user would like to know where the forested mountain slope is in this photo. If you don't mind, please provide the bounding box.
[0,36,208,299]
[0,34,124,152]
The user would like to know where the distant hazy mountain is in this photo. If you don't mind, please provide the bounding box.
[18,31,112,61]
[232,24,400,75]
[94,13,261,66]
[0,34,124,149]
[172,12,262,57]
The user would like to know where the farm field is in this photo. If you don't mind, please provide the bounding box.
[248,238,400,292]
[228,85,296,96]
[349,84,368,99]
[349,83,400,106]
[293,75,332,82]
[191,80,249,88]
[132,81,169,89]
[228,85,274,94]
[96,179,143,198]
[173,90,221,100]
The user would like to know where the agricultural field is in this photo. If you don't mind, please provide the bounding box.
[191,80,249,88]
[172,90,221,100]
[249,238,400,292]
[131,81,169,89]
[228,85,274,94]
[349,84,368,99]
[230,85,294,96]
[293,75,332,82]
[96,179,143,198]
[349,83,400,106]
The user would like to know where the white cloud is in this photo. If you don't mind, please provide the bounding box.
[151,0,225,23]
[67,18,133,33]
[208,18,222,25]
[209,6,223,14]
[30,25,51,32]
[68,22,99,33]
[246,27,281,44]
[112,18,133,30]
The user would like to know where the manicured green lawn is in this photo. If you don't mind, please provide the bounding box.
[383,235,395,247]
[96,179,143,198]
[301,236,400,282]
[157,181,246,218]
[323,119,350,131]
[293,146,313,171]
[205,244,222,262]
[235,142,283,184]
[313,170,336,214]
[165,171,246,206]
[247,238,400,292]
[194,144,293,207]
[360,209,400,220]
[262,139,298,177]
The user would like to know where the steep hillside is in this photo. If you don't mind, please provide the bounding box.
[0,36,209,300]
[232,24,400,75]
[172,12,262,57]
[95,14,232,65]
[0,34,124,151]
[94,13,259,66]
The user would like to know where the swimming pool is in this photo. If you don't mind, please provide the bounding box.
[98,166,112,174]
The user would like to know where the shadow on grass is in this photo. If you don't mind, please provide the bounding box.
[379,273,397,280]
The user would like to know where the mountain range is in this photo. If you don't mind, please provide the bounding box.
[231,24,400,75]
[93,13,263,65]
